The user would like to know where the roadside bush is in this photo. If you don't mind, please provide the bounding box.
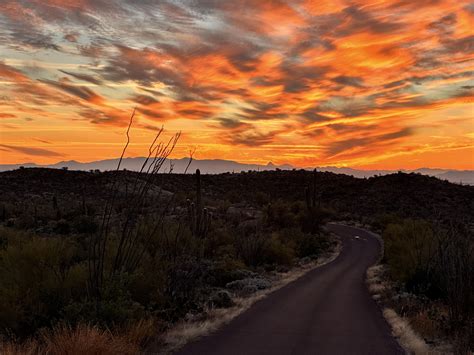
[382,218,474,351]
[0,227,85,336]
[233,228,267,267]
[383,219,437,295]
[433,221,474,345]
[371,213,403,233]
[206,256,247,287]
[263,233,295,266]
[296,231,329,258]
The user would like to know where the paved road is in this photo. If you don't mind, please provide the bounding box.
[177,224,405,355]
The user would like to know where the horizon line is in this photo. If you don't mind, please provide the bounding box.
[1,156,473,172]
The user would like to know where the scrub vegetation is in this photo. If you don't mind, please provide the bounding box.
[0,149,472,353]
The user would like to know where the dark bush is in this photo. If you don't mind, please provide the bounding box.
[72,215,98,234]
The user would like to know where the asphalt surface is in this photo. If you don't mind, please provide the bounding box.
[177,224,405,355]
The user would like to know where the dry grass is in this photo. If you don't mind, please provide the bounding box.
[366,258,452,354]
[1,338,42,355]
[119,319,158,348]
[382,308,448,355]
[408,309,444,343]
[366,264,388,296]
[40,324,139,355]
[155,235,342,354]
[0,320,158,355]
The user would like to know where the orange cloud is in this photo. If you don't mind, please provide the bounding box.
[0,0,472,169]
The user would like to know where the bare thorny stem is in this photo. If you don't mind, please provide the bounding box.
[88,109,181,305]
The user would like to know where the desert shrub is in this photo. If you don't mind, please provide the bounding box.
[0,203,7,222]
[64,275,148,327]
[72,215,98,234]
[371,213,403,233]
[383,219,437,295]
[224,190,241,203]
[296,230,329,258]
[205,256,247,287]
[14,210,36,229]
[265,199,299,229]
[433,222,474,342]
[276,227,329,259]
[160,258,208,321]
[0,227,86,336]
[233,228,267,267]
[201,222,235,259]
[254,191,270,206]
[299,206,333,234]
[383,219,474,350]
[54,219,71,234]
[263,233,295,266]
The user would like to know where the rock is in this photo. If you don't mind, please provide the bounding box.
[209,290,234,308]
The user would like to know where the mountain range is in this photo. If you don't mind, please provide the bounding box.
[1,157,473,185]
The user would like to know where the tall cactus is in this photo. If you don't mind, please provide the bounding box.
[52,194,61,219]
[82,185,88,215]
[304,169,321,234]
[187,169,211,238]
[305,168,319,210]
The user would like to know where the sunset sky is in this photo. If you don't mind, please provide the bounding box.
[0,0,473,169]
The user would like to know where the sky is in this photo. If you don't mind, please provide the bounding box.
[0,0,473,169]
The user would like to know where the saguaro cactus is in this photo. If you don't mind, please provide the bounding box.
[82,185,88,215]
[303,169,322,234]
[187,169,211,238]
[52,194,61,219]
[305,168,319,210]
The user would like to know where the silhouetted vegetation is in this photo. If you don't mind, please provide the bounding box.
[0,166,472,352]
[0,167,334,350]
[380,217,473,353]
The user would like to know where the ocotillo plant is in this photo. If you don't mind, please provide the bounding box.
[87,109,181,308]
[187,169,211,239]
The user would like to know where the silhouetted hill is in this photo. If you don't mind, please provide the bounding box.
[0,158,472,184]
[1,168,472,228]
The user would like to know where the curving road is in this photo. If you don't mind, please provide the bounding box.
[176,224,405,355]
